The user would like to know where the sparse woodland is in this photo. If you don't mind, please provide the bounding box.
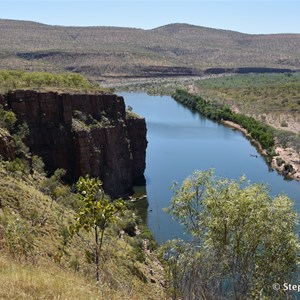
[0,20,300,78]
[1,19,300,299]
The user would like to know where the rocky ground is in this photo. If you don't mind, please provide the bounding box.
[223,120,300,182]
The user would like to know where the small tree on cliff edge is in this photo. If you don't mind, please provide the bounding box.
[164,170,300,299]
[71,176,126,282]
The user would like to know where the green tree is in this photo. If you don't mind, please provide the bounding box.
[71,176,126,282]
[0,107,17,131]
[164,170,300,299]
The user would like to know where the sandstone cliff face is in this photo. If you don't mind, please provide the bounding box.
[0,128,15,160]
[4,90,147,198]
[126,115,147,185]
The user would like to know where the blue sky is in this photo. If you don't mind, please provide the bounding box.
[0,1,299,34]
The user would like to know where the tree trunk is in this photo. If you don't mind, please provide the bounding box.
[99,228,105,254]
[95,226,99,282]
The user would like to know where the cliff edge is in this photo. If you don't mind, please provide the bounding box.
[3,90,147,198]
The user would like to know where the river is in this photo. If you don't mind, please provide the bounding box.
[121,92,300,243]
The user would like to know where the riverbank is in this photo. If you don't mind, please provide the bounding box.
[222,120,267,155]
[223,121,300,182]
[173,89,300,183]
[123,91,300,243]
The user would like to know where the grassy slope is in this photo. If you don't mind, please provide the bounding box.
[0,255,102,300]
[0,70,165,299]
[0,157,165,300]
[0,20,300,77]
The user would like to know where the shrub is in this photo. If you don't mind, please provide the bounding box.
[284,163,294,173]
[276,157,285,167]
[6,158,29,174]
[0,107,17,131]
[164,170,299,299]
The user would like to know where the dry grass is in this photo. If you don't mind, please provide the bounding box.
[0,254,164,300]
[0,160,166,300]
[0,256,102,300]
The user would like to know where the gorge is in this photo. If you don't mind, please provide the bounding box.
[122,92,300,242]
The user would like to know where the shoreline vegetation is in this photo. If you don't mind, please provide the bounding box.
[115,72,300,184]
[172,89,300,182]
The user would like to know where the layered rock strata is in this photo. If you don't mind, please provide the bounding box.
[3,90,147,198]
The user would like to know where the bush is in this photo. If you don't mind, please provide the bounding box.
[41,168,66,197]
[164,170,299,299]
[0,70,104,93]
[0,107,17,131]
[31,155,45,175]
[6,158,29,174]
[276,157,285,167]
[284,163,294,173]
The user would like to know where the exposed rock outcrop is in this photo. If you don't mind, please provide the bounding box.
[0,94,6,106]
[0,128,15,160]
[3,90,147,198]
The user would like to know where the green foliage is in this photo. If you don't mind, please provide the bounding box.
[0,70,105,93]
[41,168,67,198]
[128,241,147,263]
[39,168,81,209]
[6,158,29,174]
[276,157,285,167]
[31,155,45,175]
[164,170,300,299]
[11,123,30,156]
[0,161,165,299]
[72,176,126,234]
[284,163,294,173]
[173,89,275,152]
[0,106,17,131]
[70,175,127,282]
[69,257,80,272]
[59,224,72,247]
[193,73,300,160]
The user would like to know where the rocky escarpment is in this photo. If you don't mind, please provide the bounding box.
[3,90,147,198]
[0,128,15,160]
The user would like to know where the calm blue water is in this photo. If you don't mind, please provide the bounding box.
[121,92,300,243]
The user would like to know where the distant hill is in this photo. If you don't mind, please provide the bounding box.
[0,19,299,78]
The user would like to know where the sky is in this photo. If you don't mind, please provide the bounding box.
[0,0,299,34]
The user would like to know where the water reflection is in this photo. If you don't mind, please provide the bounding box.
[121,92,300,243]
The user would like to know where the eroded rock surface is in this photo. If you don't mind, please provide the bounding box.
[3,90,147,198]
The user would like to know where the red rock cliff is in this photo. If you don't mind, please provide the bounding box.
[4,90,147,198]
